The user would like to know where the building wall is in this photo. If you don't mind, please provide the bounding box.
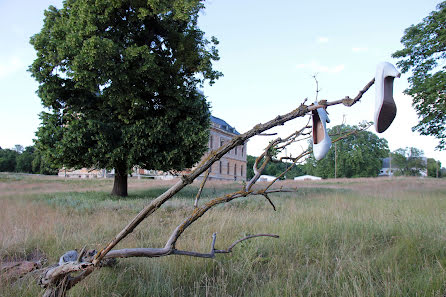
[203,123,247,181]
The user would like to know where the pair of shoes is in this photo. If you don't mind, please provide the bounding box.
[311,62,400,160]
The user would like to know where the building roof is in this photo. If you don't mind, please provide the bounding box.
[210,115,240,135]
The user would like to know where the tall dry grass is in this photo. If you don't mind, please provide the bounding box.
[1,174,446,296]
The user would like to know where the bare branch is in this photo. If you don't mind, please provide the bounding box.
[313,75,320,101]
[105,248,170,258]
[215,234,280,254]
[39,262,93,288]
[324,78,375,107]
[258,133,278,136]
[93,78,374,265]
[194,169,210,208]
[101,233,278,260]
[261,193,276,211]
[76,246,87,263]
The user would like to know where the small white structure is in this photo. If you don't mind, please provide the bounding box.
[294,175,322,181]
[259,175,276,182]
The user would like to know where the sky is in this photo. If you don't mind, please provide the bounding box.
[0,0,445,167]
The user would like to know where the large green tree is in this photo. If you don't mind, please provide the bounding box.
[392,1,446,149]
[30,0,222,196]
[391,147,427,176]
[305,125,389,178]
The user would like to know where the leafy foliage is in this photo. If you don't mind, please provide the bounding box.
[427,158,442,178]
[16,146,35,173]
[29,0,222,195]
[246,155,305,180]
[0,145,58,174]
[391,147,427,176]
[305,125,389,178]
[0,148,18,172]
[392,2,446,149]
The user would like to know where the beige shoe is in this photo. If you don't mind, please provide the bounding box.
[312,102,332,160]
[374,62,400,133]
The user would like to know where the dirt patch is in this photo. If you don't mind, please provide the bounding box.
[0,249,46,281]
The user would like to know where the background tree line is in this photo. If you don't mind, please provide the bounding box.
[390,147,443,177]
[247,124,444,180]
[0,145,57,175]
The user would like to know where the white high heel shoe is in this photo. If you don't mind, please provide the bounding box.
[374,62,400,133]
[312,101,332,160]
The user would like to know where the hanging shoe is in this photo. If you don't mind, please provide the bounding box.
[312,101,332,160]
[374,62,400,133]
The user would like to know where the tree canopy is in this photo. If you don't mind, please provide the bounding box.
[427,157,442,178]
[30,0,222,196]
[392,2,446,149]
[0,145,58,175]
[305,125,389,178]
[0,148,18,172]
[246,155,305,180]
[390,147,427,177]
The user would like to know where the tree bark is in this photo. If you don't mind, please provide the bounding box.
[111,166,128,197]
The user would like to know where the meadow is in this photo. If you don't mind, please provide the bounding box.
[1,173,446,296]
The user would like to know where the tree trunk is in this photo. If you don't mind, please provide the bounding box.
[112,166,128,197]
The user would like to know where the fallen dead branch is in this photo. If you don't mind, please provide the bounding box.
[38,78,375,296]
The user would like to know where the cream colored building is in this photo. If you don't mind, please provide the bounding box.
[205,115,247,181]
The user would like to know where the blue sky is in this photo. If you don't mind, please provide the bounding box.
[0,0,445,166]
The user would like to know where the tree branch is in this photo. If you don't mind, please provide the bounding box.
[39,78,376,296]
[194,168,210,208]
[93,78,374,265]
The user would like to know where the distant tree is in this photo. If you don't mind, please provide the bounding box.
[16,146,35,173]
[0,148,18,172]
[30,0,222,196]
[392,2,446,149]
[305,124,389,178]
[31,149,59,175]
[246,155,305,180]
[391,147,426,176]
[13,144,24,154]
[247,155,256,179]
[426,158,442,178]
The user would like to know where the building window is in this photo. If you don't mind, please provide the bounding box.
[227,161,230,175]
[241,165,243,177]
[219,161,222,174]
[234,164,237,177]
[241,146,244,156]
[210,135,213,149]
[235,146,238,156]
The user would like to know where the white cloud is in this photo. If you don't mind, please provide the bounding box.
[296,61,345,74]
[0,56,25,78]
[317,37,329,43]
[352,47,368,53]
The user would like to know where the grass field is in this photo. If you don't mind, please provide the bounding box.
[1,173,446,296]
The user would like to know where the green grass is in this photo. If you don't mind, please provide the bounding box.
[1,175,446,296]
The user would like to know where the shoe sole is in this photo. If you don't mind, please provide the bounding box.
[376,77,397,133]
